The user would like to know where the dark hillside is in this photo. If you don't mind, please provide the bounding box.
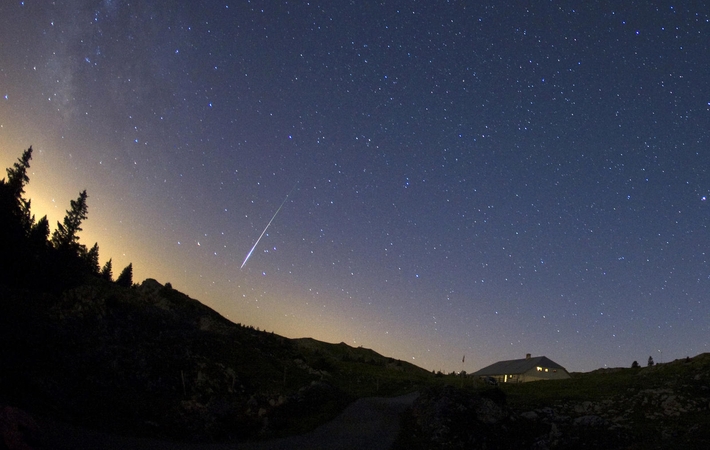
[0,278,432,444]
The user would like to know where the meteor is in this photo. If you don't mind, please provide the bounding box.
[240,183,297,269]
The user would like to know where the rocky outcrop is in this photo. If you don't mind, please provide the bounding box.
[405,385,540,449]
[403,385,635,449]
[521,386,710,448]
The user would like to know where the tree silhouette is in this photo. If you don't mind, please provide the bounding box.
[647,356,655,367]
[0,147,35,287]
[85,243,100,274]
[1,147,34,234]
[1,147,135,293]
[29,216,50,247]
[631,360,640,369]
[116,263,133,287]
[101,259,113,282]
[3,147,34,229]
[51,190,88,253]
[4,146,32,200]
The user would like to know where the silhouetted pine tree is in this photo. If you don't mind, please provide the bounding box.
[51,190,88,254]
[4,147,32,200]
[0,147,35,288]
[21,215,53,291]
[84,243,100,274]
[28,216,50,248]
[45,190,95,290]
[116,263,133,287]
[101,259,113,282]
[3,147,34,230]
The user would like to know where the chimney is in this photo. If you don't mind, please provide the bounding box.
[526,353,531,359]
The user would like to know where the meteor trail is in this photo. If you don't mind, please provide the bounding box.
[240,183,297,269]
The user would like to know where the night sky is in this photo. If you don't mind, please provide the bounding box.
[2,1,709,373]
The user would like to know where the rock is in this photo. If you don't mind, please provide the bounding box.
[521,411,539,420]
[573,401,594,414]
[573,415,607,427]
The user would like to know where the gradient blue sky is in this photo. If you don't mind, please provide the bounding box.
[1,1,709,373]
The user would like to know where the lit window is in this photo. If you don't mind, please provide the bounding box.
[545,368,549,372]
[536,366,542,372]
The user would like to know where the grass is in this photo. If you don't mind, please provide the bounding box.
[501,369,641,410]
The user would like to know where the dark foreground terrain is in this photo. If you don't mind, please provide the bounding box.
[0,277,430,448]
[14,392,417,450]
[395,355,710,449]
[2,278,709,449]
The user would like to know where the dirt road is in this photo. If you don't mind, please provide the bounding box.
[238,391,418,450]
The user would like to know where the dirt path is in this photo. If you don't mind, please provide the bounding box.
[238,391,418,450]
[32,392,419,450]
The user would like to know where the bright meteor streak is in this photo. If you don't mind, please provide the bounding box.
[241,183,297,269]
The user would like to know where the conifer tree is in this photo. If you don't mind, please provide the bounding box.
[1,147,34,235]
[85,243,100,274]
[116,263,133,287]
[0,147,35,288]
[5,146,32,200]
[101,258,113,281]
[51,190,88,253]
[28,215,50,248]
